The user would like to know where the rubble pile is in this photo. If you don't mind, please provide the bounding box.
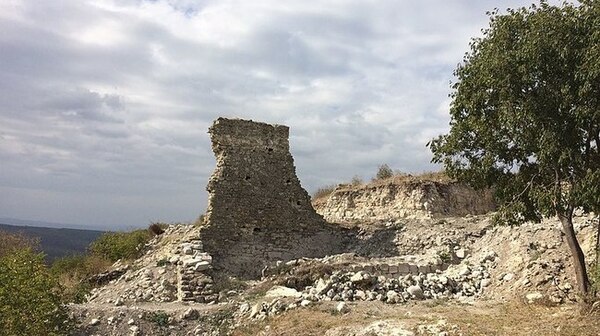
[87,264,178,304]
[300,253,496,304]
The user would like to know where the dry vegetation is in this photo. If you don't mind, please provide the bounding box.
[232,301,600,336]
[0,229,39,257]
[311,169,452,201]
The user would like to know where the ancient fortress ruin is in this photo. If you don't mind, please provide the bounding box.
[199,118,349,279]
[83,117,595,329]
[193,118,497,281]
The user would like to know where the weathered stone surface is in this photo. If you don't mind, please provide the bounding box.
[265,286,302,298]
[525,292,544,303]
[406,285,424,299]
[200,118,350,278]
[313,180,495,222]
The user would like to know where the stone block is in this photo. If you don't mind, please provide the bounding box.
[396,263,410,274]
[418,265,431,274]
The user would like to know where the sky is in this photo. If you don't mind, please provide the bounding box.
[0,0,557,230]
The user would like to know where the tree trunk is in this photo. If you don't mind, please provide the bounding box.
[558,211,590,300]
[595,216,600,297]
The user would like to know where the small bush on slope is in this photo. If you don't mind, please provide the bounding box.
[50,254,111,303]
[51,227,160,303]
[0,248,74,336]
[313,185,336,200]
[0,229,39,258]
[89,229,151,262]
[374,164,394,181]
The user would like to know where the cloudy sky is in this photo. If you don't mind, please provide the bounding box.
[0,0,554,230]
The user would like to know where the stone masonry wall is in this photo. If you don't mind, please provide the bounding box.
[199,118,350,279]
[313,181,495,223]
[176,239,217,303]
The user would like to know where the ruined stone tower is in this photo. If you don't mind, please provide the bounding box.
[199,118,347,279]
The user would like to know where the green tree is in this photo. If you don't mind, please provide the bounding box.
[0,248,74,335]
[428,1,600,300]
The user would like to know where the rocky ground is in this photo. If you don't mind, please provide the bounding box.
[70,213,600,335]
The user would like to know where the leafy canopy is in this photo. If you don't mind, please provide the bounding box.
[429,1,600,224]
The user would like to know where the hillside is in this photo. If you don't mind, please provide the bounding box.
[71,214,600,336]
[0,223,104,262]
[67,119,600,336]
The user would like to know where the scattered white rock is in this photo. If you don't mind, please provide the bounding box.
[182,308,199,320]
[239,303,250,315]
[406,285,424,300]
[129,325,140,336]
[480,279,492,288]
[265,286,302,298]
[336,302,349,314]
[250,303,262,318]
[482,251,497,262]
[525,292,544,303]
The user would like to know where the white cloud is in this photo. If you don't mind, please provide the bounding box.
[0,0,555,229]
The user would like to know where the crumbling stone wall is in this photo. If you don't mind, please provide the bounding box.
[199,118,349,279]
[176,239,216,303]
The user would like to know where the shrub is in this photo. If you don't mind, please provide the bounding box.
[50,254,111,303]
[374,164,394,180]
[312,185,336,199]
[350,175,363,186]
[0,248,74,335]
[0,229,39,258]
[148,222,166,236]
[89,229,151,262]
[146,311,170,327]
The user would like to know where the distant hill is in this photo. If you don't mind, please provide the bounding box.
[0,222,105,262]
[0,217,107,231]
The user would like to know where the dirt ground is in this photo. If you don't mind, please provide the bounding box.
[232,300,600,336]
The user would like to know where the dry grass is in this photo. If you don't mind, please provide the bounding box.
[311,171,451,202]
[371,171,452,186]
[444,302,600,336]
[312,185,337,200]
[148,222,166,236]
[232,306,363,336]
[231,301,600,336]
